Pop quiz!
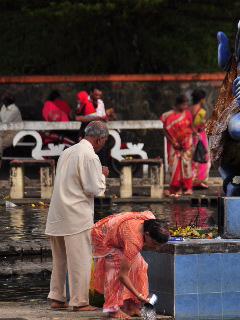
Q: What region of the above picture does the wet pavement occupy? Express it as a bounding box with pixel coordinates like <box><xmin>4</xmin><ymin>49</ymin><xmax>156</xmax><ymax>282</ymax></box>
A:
<box><xmin>0</xmin><ymin>301</ymin><xmax>173</xmax><ymax>320</ymax></box>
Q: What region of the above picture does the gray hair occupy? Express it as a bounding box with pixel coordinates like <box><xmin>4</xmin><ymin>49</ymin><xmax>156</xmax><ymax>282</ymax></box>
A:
<box><xmin>85</xmin><ymin>120</ymin><xmax>109</xmax><ymax>138</ymax></box>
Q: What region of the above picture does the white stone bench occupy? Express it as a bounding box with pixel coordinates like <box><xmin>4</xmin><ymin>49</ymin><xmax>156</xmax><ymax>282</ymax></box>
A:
<box><xmin>10</xmin><ymin>159</ymin><xmax>55</xmax><ymax>199</ymax></box>
<box><xmin>119</xmin><ymin>159</ymin><xmax>164</xmax><ymax>198</ymax></box>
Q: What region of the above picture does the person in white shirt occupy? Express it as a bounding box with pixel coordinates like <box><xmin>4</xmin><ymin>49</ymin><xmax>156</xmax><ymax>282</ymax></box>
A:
<box><xmin>0</xmin><ymin>93</ymin><xmax>22</xmax><ymax>166</ymax></box>
<box><xmin>90</xmin><ymin>88</ymin><xmax>106</xmax><ymax>118</ymax></box>
<box><xmin>45</xmin><ymin>120</ymin><xmax>109</xmax><ymax>311</ymax></box>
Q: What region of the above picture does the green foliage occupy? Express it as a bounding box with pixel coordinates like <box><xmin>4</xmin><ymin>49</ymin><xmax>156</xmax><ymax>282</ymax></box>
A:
<box><xmin>0</xmin><ymin>0</ymin><xmax>239</xmax><ymax>75</ymax></box>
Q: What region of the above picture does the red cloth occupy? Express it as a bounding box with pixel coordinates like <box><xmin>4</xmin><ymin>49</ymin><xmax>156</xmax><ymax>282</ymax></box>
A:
<box><xmin>76</xmin><ymin>91</ymin><xmax>96</xmax><ymax>115</ymax></box>
<box><xmin>54</xmin><ymin>99</ymin><xmax>71</xmax><ymax>118</ymax></box>
<box><xmin>42</xmin><ymin>101</ymin><xmax>69</xmax><ymax>122</ymax></box>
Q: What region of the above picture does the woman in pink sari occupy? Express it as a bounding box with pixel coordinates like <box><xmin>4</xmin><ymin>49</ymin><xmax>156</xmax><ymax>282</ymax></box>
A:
<box><xmin>92</xmin><ymin>211</ymin><xmax>169</xmax><ymax>319</ymax></box>
<box><xmin>190</xmin><ymin>89</ymin><xmax>211</xmax><ymax>188</ymax></box>
<box><xmin>161</xmin><ymin>95</ymin><xmax>194</xmax><ymax>196</ymax></box>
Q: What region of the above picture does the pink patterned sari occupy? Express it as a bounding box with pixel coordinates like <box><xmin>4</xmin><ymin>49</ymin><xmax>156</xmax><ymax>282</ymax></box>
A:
<box><xmin>192</xmin><ymin>107</ymin><xmax>211</xmax><ymax>185</ymax></box>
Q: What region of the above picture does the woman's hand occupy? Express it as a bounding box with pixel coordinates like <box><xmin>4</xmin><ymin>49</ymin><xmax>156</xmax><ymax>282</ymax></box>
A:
<box><xmin>137</xmin><ymin>293</ymin><xmax>150</xmax><ymax>304</ymax></box>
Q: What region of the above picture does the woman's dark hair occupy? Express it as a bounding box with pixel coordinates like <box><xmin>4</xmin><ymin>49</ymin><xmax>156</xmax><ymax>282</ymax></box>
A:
<box><xmin>47</xmin><ymin>90</ymin><xmax>61</xmax><ymax>101</ymax></box>
<box><xmin>175</xmin><ymin>94</ymin><xmax>188</xmax><ymax>106</ymax></box>
<box><xmin>191</xmin><ymin>89</ymin><xmax>206</xmax><ymax>104</ymax></box>
<box><xmin>2</xmin><ymin>92</ymin><xmax>15</xmax><ymax>106</ymax></box>
<box><xmin>143</xmin><ymin>219</ymin><xmax>170</xmax><ymax>243</ymax></box>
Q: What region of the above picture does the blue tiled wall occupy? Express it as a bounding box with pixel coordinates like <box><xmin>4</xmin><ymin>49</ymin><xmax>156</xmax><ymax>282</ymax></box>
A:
<box><xmin>175</xmin><ymin>253</ymin><xmax>240</xmax><ymax>319</ymax></box>
<box><xmin>222</xmin><ymin>197</ymin><xmax>240</xmax><ymax>238</ymax></box>
<box><xmin>144</xmin><ymin>251</ymin><xmax>240</xmax><ymax>319</ymax></box>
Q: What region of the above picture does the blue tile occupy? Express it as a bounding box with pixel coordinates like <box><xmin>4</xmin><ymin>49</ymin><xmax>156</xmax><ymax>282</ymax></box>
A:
<box><xmin>222</xmin><ymin>253</ymin><xmax>240</xmax><ymax>292</ymax></box>
<box><xmin>222</xmin><ymin>292</ymin><xmax>240</xmax><ymax>318</ymax></box>
<box><xmin>175</xmin><ymin>293</ymin><xmax>198</xmax><ymax>319</ymax></box>
<box><xmin>224</xmin><ymin>198</ymin><xmax>240</xmax><ymax>238</ymax></box>
<box><xmin>143</xmin><ymin>251</ymin><xmax>174</xmax><ymax>293</ymax></box>
<box><xmin>197</xmin><ymin>253</ymin><xmax>222</xmax><ymax>294</ymax></box>
<box><xmin>198</xmin><ymin>293</ymin><xmax>222</xmax><ymax>318</ymax></box>
<box><xmin>175</xmin><ymin>255</ymin><xmax>198</xmax><ymax>294</ymax></box>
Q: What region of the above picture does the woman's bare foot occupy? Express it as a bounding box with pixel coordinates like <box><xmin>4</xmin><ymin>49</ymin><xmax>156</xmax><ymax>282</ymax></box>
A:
<box><xmin>50</xmin><ymin>300</ymin><xmax>68</xmax><ymax>309</ymax></box>
<box><xmin>164</xmin><ymin>190</ymin><xmax>171</xmax><ymax>197</ymax></box>
<box><xmin>123</xmin><ymin>300</ymin><xmax>141</xmax><ymax>317</ymax></box>
<box><xmin>175</xmin><ymin>191</ymin><xmax>182</xmax><ymax>198</ymax></box>
<box><xmin>169</xmin><ymin>192</ymin><xmax>182</xmax><ymax>198</ymax></box>
<box><xmin>109</xmin><ymin>310</ymin><xmax>131</xmax><ymax>319</ymax></box>
<box><xmin>184</xmin><ymin>189</ymin><xmax>193</xmax><ymax>195</ymax></box>
<box><xmin>128</xmin><ymin>307</ymin><xmax>141</xmax><ymax>317</ymax></box>
<box><xmin>200</xmin><ymin>182</ymin><xmax>208</xmax><ymax>189</ymax></box>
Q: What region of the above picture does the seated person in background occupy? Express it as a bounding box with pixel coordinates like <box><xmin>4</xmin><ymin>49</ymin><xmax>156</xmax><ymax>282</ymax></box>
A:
<box><xmin>42</xmin><ymin>90</ymin><xmax>74</xmax><ymax>145</ymax></box>
<box><xmin>0</xmin><ymin>93</ymin><xmax>22</xmax><ymax>123</ymax></box>
<box><xmin>0</xmin><ymin>92</ymin><xmax>22</xmax><ymax>167</ymax></box>
<box><xmin>90</xmin><ymin>88</ymin><xmax>116</xmax><ymax>120</ymax></box>
<box><xmin>75</xmin><ymin>91</ymin><xmax>98</xmax><ymax>120</ymax></box>
<box><xmin>90</xmin><ymin>88</ymin><xmax>107</xmax><ymax>118</ymax></box>
<box><xmin>75</xmin><ymin>91</ymin><xmax>103</xmax><ymax>139</ymax></box>
<box><xmin>42</xmin><ymin>90</ymin><xmax>71</xmax><ymax>122</ymax></box>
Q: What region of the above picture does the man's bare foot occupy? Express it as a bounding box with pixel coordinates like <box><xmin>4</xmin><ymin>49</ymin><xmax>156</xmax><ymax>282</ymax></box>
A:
<box><xmin>73</xmin><ymin>305</ymin><xmax>98</xmax><ymax>311</ymax></box>
<box><xmin>109</xmin><ymin>310</ymin><xmax>131</xmax><ymax>319</ymax></box>
<box><xmin>51</xmin><ymin>300</ymin><xmax>68</xmax><ymax>309</ymax></box>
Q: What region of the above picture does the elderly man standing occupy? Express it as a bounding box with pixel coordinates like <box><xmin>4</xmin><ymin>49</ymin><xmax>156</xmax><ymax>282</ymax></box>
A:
<box><xmin>45</xmin><ymin>121</ymin><xmax>109</xmax><ymax>311</ymax></box>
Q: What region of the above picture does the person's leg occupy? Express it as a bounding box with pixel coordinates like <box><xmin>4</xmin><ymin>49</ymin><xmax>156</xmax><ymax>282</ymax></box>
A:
<box><xmin>64</xmin><ymin>230</ymin><xmax>95</xmax><ymax>309</ymax></box>
<box><xmin>122</xmin><ymin>253</ymin><xmax>148</xmax><ymax>316</ymax></box>
<box><xmin>183</xmin><ymin>177</ymin><xmax>193</xmax><ymax>195</ymax></box>
<box><xmin>169</xmin><ymin>159</ymin><xmax>182</xmax><ymax>195</ymax></box>
<box><xmin>103</xmin><ymin>251</ymin><xmax>130</xmax><ymax>319</ymax></box>
<box><xmin>181</xmin><ymin>150</ymin><xmax>193</xmax><ymax>195</ymax></box>
<box><xmin>48</xmin><ymin>236</ymin><xmax>68</xmax><ymax>305</ymax></box>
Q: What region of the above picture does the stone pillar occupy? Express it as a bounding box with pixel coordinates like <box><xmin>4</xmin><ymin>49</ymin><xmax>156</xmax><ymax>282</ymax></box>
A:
<box><xmin>40</xmin><ymin>166</ymin><xmax>54</xmax><ymax>199</ymax></box>
<box><xmin>150</xmin><ymin>164</ymin><xmax>164</xmax><ymax>198</ymax></box>
<box><xmin>10</xmin><ymin>166</ymin><xmax>24</xmax><ymax>199</ymax></box>
<box><xmin>120</xmin><ymin>165</ymin><xmax>132</xmax><ymax>198</ymax></box>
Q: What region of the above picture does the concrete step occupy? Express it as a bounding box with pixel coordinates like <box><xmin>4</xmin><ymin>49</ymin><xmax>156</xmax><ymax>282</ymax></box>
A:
<box><xmin>0</xmin><ymin>301</ymin><xmax>174</xmax><ymax>320</ymax></box>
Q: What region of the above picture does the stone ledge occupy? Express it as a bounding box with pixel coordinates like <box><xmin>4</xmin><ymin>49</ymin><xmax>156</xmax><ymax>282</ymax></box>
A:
<box><xmin>153</xmin><ymin>239</ymin><xmax>240</xmax><ymax>255</ymax></box>
<box><xmin>0</xmin><ymin>240</ymin><xmax>51</xmax><ymax>257</ymax></box>
<box><xmin>0</xmin><ymin>258</ymin><xmax>52</xmax><ymax>275</ymax></box>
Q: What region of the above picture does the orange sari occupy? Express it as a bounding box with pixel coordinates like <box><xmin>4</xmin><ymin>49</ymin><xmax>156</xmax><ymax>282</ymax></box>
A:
<box><xmin>91</xmin><ymin>211</ymin><xmax>155</xmax><ymax>313</ymax></box>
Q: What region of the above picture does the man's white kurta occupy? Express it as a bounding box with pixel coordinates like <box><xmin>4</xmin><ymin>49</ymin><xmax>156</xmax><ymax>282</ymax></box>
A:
<box><xmin>45</xmin><ymin>139</ymin><xmax>106</xmax><ymax>236</ymax></box>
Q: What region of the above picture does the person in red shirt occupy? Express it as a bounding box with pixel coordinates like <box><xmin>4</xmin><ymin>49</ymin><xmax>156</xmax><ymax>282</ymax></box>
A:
<box><xmin>42</xmin><ymin>90</ymin><xmax>72</xmax><ymax>122</ymax></box>
<box><xmin>75</xmin><ymin>91</ymin><xmax>103</xmax><ymax>139</ymax></box>
<box><xmin>75</xmin><ymin>91</ymin><xmax>97</xmax><ymax>119</ymax></box>
<box><xmin>42</xmin><ymin>90</ymin><xmax>74</xmax><ymax>145</ymax></box>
